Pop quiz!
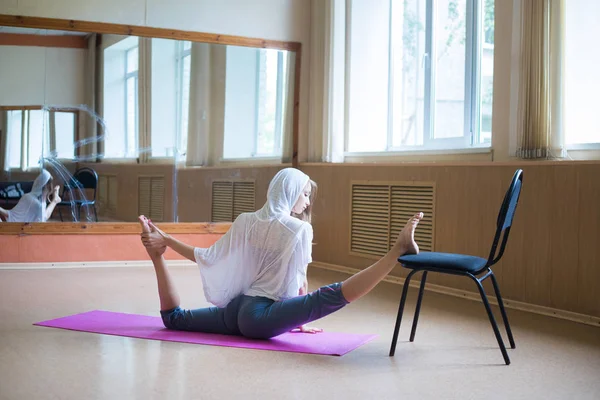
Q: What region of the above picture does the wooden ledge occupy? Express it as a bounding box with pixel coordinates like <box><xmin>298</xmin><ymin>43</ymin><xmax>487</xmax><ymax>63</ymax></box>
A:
<box><xmin>0</xmin><ymin>15</ymin><xmax>301</xmax><ymax>52</ymax></box>
<box><xmin>0</xmin><ymin>222</ymin><xmax>232</xmax><ymax>235</ymax></box>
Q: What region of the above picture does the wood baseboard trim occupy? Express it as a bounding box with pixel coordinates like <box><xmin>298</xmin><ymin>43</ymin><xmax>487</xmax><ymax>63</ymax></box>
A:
<box><xmin>310</xmin><ymin>261</ymin><xmax>600</xmax><ymax>328</ymax></box>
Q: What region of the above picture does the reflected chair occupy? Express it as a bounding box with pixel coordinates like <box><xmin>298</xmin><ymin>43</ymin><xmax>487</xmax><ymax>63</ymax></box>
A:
<box><xmin>389</xmin><ymin>169</ymin><xmax>523</xmax><ymax>365</ymax></box>
<box><xmin>58</xmin><ymin>167</ymin><xmax>99</xmax><ymax>222</ymax></box>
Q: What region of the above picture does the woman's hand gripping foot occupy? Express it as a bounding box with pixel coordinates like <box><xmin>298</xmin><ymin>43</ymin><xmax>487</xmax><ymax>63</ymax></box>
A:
<box><xmin>139</xmin><ymin>215</ymin><xmax>167</xmax><ymax>257</ymax></box>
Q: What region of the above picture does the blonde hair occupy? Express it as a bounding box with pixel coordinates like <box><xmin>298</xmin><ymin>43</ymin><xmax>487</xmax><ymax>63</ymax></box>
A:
<box><xmin>291</xmin><ymin>179</ymin><xmax>317</xmax><ymax>224</ymax></box>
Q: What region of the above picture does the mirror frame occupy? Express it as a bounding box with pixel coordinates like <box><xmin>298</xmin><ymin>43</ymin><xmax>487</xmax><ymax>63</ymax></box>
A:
<box><xmin>0</xmin><ymin>14</ymin><xmax>300</xmax><ymax>235</ymax></box>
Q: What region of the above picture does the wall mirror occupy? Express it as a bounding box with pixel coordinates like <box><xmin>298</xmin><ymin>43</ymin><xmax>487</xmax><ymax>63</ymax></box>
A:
<box><xmin>0</xmin><ymin>15</ymin><xmax>300</xmax><ymax>232</ymax></box>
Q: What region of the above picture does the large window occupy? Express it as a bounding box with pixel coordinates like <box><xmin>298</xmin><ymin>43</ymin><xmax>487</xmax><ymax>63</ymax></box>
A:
<box><xmin>564</xmin><ymin>0</ymin><xmax>600</xmax><ymax>147</ymax></box>
<box><xmin>346</xmin><ymin>0</ymin><xmax>494</xmax><ymax>153</ymax></box>
<box><xmin>5</xmin><ymin>108</ymin><xmax>77</xmax><ymax>170</ymax></box>
<box><xmin>103</xmin><ymin>37</ymin><xmax>139</xmax><ymax>159</ymax></box>
<box><xmin>223</xmin><ymin>47</ymin><xmax>289</xmax><ymax>159</ymax></box>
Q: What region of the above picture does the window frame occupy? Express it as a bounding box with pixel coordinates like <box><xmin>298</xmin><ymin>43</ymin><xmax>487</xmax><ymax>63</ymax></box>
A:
<box><xmin>562</xmin><ymin>0</ymin><xmax>600</xmax><ymax>151</ymax></box>
<box><xmin>222</xmin><ymin>48</ymin><xmax>289</xmax><ymax>162</ymax></box>
<box><xmin>3</xmin><ymin>106</ymin><xmax>79</xmax><ymax>171</ymax></box>
<box><xmin>343</xmin><ymin>0</ymin><xmax>492</xmax><ymax>158</ymax></box>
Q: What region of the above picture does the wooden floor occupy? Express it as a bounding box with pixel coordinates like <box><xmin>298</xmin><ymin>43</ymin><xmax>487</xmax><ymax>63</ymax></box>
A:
<box><xmin>0</xmin><ymin>266</ymin><xmax>599</xmax><ymax>400</ymax></box>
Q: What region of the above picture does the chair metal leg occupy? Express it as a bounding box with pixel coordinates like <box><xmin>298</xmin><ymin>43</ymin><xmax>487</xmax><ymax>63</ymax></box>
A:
<box><xmin>472</xmin><ymin>277</ymin><xmax>510</xmax><ymax>365</ymax></box>
<box><xmin>490</xmin><ymin>272</ymin><xmax>515</xmax><ymax>349</ymax></box>
<box><xmin>389</xmin><ymin>269</ymin><xmax>418</xmax><ymax>357</ymax></box>
<box><xmin>409</xmin><ymin>271</ymin><xmax>428</xmax><ymax>342</ymax></box>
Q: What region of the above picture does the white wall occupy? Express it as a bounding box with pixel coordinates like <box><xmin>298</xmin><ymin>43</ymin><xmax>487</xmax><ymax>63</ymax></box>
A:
<box><xmin>0</xmin><ymin>46</ymin><xmax>85</xmax><ymax>106</ymax></box>
<box><xmin>0</xmin><ymin>0</ymin><xmax>312</xmax><ymax>161</ymax></box>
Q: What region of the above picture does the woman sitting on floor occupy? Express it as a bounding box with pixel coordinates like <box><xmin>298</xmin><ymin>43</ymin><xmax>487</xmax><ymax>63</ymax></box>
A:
<box><xmin>0</xmin><ymin>169</ymin><xmax>61</xmax><ymax>223</ymax></box>
<box><xmin>139</xmin><ymin>167</ymin><xmax>423</xmax><ymax>338</ymax></box>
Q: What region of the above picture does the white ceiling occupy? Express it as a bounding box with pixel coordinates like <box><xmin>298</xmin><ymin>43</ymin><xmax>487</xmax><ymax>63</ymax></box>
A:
<box><xmin>0</xmin><ymin>26</ymin><xmax>88</xmax><ymax>36</ymax></box>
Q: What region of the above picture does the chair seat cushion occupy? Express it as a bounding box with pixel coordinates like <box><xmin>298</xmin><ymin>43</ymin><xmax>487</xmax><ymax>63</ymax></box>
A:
<box><xmin>398</xmin><ymin>252</ymin><xmax>488</xmax><ymax>274</ymax></box>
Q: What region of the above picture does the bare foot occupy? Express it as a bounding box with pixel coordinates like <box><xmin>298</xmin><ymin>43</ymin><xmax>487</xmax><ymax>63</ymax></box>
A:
<box><xmin>393</xmin><ymin>212</ymin><xmax>424</xmax><ymax>255</ymax></box>
<box><xmin>138</xmin><ymin>215</ymin><xmax>166</xmax><ymax>257</ymax></box>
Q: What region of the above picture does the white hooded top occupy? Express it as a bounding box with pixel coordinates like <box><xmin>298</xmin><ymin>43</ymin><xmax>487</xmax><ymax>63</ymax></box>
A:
<box><xmin>195</xmin><ymin>168</ymin><xmax>313</xmax><ymax>307</ymax></box>
<box><xmin>6</xmin><ymin>169</ymin><xmax>51</xmax><ymax>223</ymax></box>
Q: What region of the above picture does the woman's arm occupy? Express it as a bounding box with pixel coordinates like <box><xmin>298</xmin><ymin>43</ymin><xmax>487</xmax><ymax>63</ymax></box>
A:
<box><xmin>298</xmin><ymin>278</ymin><xmax>308</xmax><ymax>296</ymax></box>
<box><xmin>142</xmin><ymin>221</ymin><xmax>196</xmax><ymax>262</ymax></box>
<box><xmin>45</xmin><ymin>186</ymin><xmax>61</xmax><ymax>221</ymax></box>
<box><xmin>164</xmin><ymin>235</ymin><xmax>196</xmax><ymax>262</ymax></box>
<box><xmin>0</xmin><ymin>206</ymin><xmax>8</xmax><ymax>221</ymax></box>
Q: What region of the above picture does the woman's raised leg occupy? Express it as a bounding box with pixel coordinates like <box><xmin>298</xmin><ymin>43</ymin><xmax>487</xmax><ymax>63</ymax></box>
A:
<box><xmin>138</xmin><ymin>215</ymin><xmax>180</xmax><ymax>311</ymax></box>
<box><xmin>139</xmin><ymin>215</ymin><xmax>242</xmax><ymax>335</ymax></box>
<box><xmin>340</xmin><ymin>212</ymin><xmax>423</xmax><ymax>302</ymax></box>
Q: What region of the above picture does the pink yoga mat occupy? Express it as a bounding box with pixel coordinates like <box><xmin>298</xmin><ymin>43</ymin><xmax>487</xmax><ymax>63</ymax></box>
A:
<box><xmin>34</xmin><ymin>310</ymin><xmax>377</xmax><ymax>356</ymax></box>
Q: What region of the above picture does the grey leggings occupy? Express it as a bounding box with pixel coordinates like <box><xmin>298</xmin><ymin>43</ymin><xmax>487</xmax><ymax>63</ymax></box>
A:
<box><xmin>160</xmin><ymin>282</ymin><xmax>349</xmax><ymax>339</ymax></box>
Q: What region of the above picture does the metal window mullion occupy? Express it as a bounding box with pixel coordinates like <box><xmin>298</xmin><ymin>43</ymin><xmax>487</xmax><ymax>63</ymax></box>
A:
<box><xmin>252</xmin><ymin>51</ymin><xmax>262</xmax><ymax>157</ymax></box>
<box><xmin>274</xmin><ymin>51</ymin><xmax>284</xmax><ymax>153</ymax></box>
<box><xmin>386</xmin><ymin>0</ymin><xmax>394</xmax><ymax>150</ymax></box>
<box><xmin>20</xmin><ymin>111</ymin><xmax>27</xmax><ymax>170</ymax></box>
<box><xmin>464</xmin><ymin>0</ymin><xmax>480</xmax><ymax>146</ymax></box>
<box><xmin>343</xmin><ymin>0</ymin><xmax>352</xmax><ymax>153</ymax></box>
<box><xmin>423</xmin><ymin>0</ymin><xmax>435</xmax><ymax>145</ymax></box>
<box><xmin>124</xmin><ymin>55</ymin><xmax>130</xmax><ymax>158</ymax></box>
<box><xmin>49</xmin><ymin>110</ymin><xmax>56</xmax><ymax>156</ymax></box>
<box><xmin>175</xmin><ymin>41</ymin><xmax>184</xmax><ymax>157</ymax></box>
<box><xmin>135</xmin><ymin>75</ymin><xmax>139</xmax><ymax>155</ymax></box>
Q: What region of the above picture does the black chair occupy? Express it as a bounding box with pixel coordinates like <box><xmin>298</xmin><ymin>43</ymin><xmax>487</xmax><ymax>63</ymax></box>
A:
<box><xmin>389</xmin><ymin>169</ymin><xmax>523</xmax><ymax>365</ymax></box>
<box><xmin>57</xmin><ymin>167</ymin><xmax>99</xmax><ymax>222</ymax></box>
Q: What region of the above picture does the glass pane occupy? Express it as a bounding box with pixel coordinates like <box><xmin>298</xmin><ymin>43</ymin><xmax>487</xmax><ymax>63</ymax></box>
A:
<box><xmin>7</xmin><ymin>110</ymin><xmax>22</xmax><ymax>169</ymax></box>
<box><xmin>179</xmin><ymin>53</ymin><xmax>191</xmax><ymax>154</ymax></box>
<box><xmin>183</xmin><ymin>40</ymin><xmax>192</xmax><ymax>51</ymax></box>
<box><xmin>126</xmin><ymin>76</ymin><xmax>138</xmax><ymax>157</ymax></box>
<box><xmin>391</xmin><ymin>0</ymin><xmax>426</xmax><ymax>147</ymax></box>
<box><xmin>126</xmin><ymin>46</ymin><xmax>138</xmax><ymax>73</ymax></box>
<box><xmin>347</xmin><ymin>0</ymin><xmax>390</xmax><ymax>152</ymax></box>
<box><xmin>27</xmin><ymin>110</ymin><xmax>50</xmax><ymax>168</ymax></box>
<box><xmin>565</xmin><ymin>0</ymin><xmax>600</xmax><ymax>144</ymax></box>
<box><xmin>223</xmin><ymin>46</ymin><xmax>260</xmax><ymax>159</ymax></box>
<box><xmin>55</xmin><ymin>112</ymin><xmax>75</xmax><ymax>159</ymax></box>
<box><xmin>479</xmin><ymin>0</ymin><xmax>494</xmax><ymax>144</ymax></box>
<box><xmin>150</xmin><ymin>38</ymin><xmax>177</xmax><ymax>158</ymax></box>
<box><xmin>256</xmin><ymin>49</ymin><xmax>279</xmax><ymax>155</ymax></box>
<box><xmin>432</xmin><ymin>0</ymin><xmax>466</xmax><ymax>140</ymax></box>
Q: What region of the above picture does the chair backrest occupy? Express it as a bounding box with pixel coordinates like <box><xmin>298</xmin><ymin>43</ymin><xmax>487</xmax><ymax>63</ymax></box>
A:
<box><xmin>63</xmin><ymin>168</ymin><xmax>98</xmax><ymax>200</ymax></box>
<box><xmin>486</xmin><ymin>169</ymin><xmax>524</xmax><ymax>267</ymax></box>
<box><xmin>73</xmin><ymin>168</ymin><xmax>98</xmax><ymax>190</ymax></box>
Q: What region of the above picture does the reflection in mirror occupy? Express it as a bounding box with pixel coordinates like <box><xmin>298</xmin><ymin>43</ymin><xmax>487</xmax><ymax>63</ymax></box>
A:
<box><xmin>0</xmin><ymin>25</ymin><xmax>297</xmax><ymax>226</ymax></box>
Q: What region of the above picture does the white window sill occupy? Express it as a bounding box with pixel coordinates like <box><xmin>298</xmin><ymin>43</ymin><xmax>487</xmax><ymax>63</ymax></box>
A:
<box><xmin>566</xmin><ymin>146</ymin><xmax>600</xmax><ymax>161</ymax></box>
<box><xmin>566</xmin><ymin>143</ymin><xmax>600</xmax><ymax>151</ymax></box>
<box><xmin>217</xmin><ymin>157</ymin><xmax>284</xmax><ymax>166</ymax></box>
<box><xmin>343</xmin><ymin>146</ymin><xmax>493</xmax><ymax>163</ymax></box>
<box><xmin>98</xmin><ymin>158</ymin><xmax>138</xmax><ymax>164</ymax></box>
